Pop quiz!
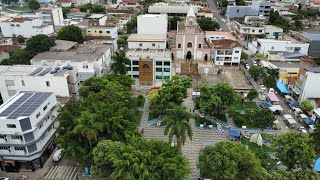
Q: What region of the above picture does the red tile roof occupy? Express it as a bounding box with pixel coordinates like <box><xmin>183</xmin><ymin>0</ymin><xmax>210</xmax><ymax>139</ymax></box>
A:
<box><xmin>0</xmin><ymin>45</ymin><xmax>21</xmax><ymax>52</ymax></box>
<box><xmin>198</xmin><ymin>8</ymin><xmax>212</xmax><ymax>13</ymax></box>
<box><xmin>106</xmin><ymin>9</ymin><xmax>134</xmax><ymax>14</ymax></box>
<box><xmin>56</xmin><ymin>0</ymin><xmax>71</xmax><ymax>3</ymax></box>
<box><xmin>211</xmin><ymin>39</ymin><xmax>242</xmax><ymax>49</ymax></box>
<box><xmin>5</xmin><ymin>18</ymin><xmax>32</xmax><ymax>22</ymax></box>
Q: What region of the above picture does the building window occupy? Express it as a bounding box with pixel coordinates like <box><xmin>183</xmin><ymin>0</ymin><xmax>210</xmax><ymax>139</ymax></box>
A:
<box><xmin>11</xmin><ymin>24</ymin><xmax>14</xmax><ymax>27</ymax></box>
<box><xmin>39</xmin><ymin>123</ymin><xmax>43</xmax><ymax>129</ymax></box>
<box><xmin>0</xmin><ymin>146</ymin><xmax>10</xmax><ymax>150</ymax></box>
<box><xmin>107</xmin><ymin>31</ymin><xmax>110</xmax><ymax>33</ymax></box>
<box><xmin>99</xmin><ymin>31</ymin><xmax>102</xmax><ymax>33</ymax></box>
<box><xmin>21</xmin><ymin>80</ymin><xmax>25</xmax><ymax>86</ymax></box>
<box><xmin>237</xmin><ymin>9</ymin><xmax>239</xmax><ymax>13</ymax></box>
<box><xmin>164</xmin><ymin>62</ymin><xmax>170</xmax><ymax>66</ymax></box>
<box><xmin>259</xmin><ymin>30</ymin><xmax>263</xmax><ymax>33</ymax></box>
<box><xmin>234</xmin><ymin>57</ymin><xmax>239</xmax><ymax>59</ymax></box>
<box><xmin>156</xmin><ymin>61</ymin><xmax>162</xmax><ymax>66</ymax></box>
<box><xmin>4</xmin><ymin>80</ymin><xmax>14</xmax><ymax>86</ymax></box>
<box><xmin>271</xmin><ymin>46</ymin><xmax>274</xmax><ymax>50</ymax></box>
<box><xmin>11</xmin><ymin>135</ymin><xmax>22</xmax><ymax>140</ymax></box>
<box><xmin>132</xmin><ymin>61</ymin><xmax>139</xmax><ymax>65</ymax></box>
<box><xmin>152</xmin><ymin>43</ymin><xmax>155</xmax><ymax>47</ymax></box>
<box><xmin>16</xmin><ymin>24</ymin><xmax>20</xmax><ymax>27</ymax></box>
<box><xmin>46</xmin><ymin>81</ymin><xmax>50</xmax><ymax>87</ymax></box>
<box><xmin>178</xmin><ymin>43</ymin><xmax>181</xmax><ymax>48</ymax></box>
<box><xmin>43</xmin><ymin>105</ymin><xmax>47</xmax><ymax>111</ymax></box>
<box><xmin>133</xmin><ymin>75</ymin><xmax>139</xmax><ymax>78</ymax></box>
<box><xmin>252</xmin><ymin>30</ymin><xmax>255</xmax><ymax>32</ymax></box>
<box><xmin>0</xmin><ymin>135</ymin><xmax>5</xmax><ymax>139</ymax></box>
<box><xmin>14</xmin><ymin>147</ymin><xmax>25</xmax><ymax>151</ymax></box>
<box><xmin>139</xmin><ymin>43</ymin><xmax>142</xmax><ymax>47</ymax></box>
<box><xmin>156</xmin><ymin>76</ymin><xmax>163</xmax><ymax>79</ymax></box>
<box><xmin>189</xmin><ymin>20</ymin><xmax>193</xmax><ymax>26</ymax></box>
<box><xmin>88</xmin><ymin>31</ymin><xmax>91</xmax><ymax>33</ymax></box>
<box><xmin>133</xmin><ymin>67</ymin><xmax>139</xmax><ymax>71</ymax></box>
<box><xmin>235</xmin><ymin>51</ymin><xmax>239</xmax><ymax>53</ymax></box>
<box><xmin>127</xmin><ymin>67</ymin><xmax>131</xmax><ymax>71</ymax></box>
<box><xmin>156</xmin><ymin>68</ymin><xmax>162</xmax><ymax>72</ymax></box>
<box><xmin>7</xmin><ymin>124</ymin><xmax>16</xmax><ymax>128</ymax></box>
<box><xmin>198</xmin><ymin>44</ymin><xmax>201</xmax><ymax>48</ymax></box>
<box><xmin>187</xmin><ymin>42</ymin><xmax>192</xmax><ymax>48</ymax></box>
<box><xmin>164</xmin><ymin>68</ymin><xmax>170</xmax><ymax>72</ymax></box>
<box><xmin>36</xmin><ymin>112</ymin><xmax>41</xmax><ymax>118</ymax></box>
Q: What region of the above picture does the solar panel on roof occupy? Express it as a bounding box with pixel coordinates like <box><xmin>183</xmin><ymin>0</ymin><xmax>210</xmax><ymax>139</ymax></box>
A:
<box><xmin>29</xmin><ymin>67</ymin><xmax>44</xmax><ymax>76</ymax></box>
<box><xmin>38</xmin><ymin>67</ymin><xmax>52</xmax><ymax>76</ymax></box>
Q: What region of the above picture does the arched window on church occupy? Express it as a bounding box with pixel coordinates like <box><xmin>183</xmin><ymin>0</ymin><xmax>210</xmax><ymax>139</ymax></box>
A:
<box><xmin>189</xmin><ymin>20</ymin><xmax>193</xmax><ymax>26</ymax></box>
<box><xmin>178</xmin><ymin>43</ymin><xmax>181</xmax><ymax>48</ymax></box>
<box><xmin>187</xmin><ymin>42</ymin><xmax>192</xmax><ymax>48</ymax></box>
<box><xmin>198</xmin><ymin>44</ymin><xmax>202</xmax><ymax>48</ymax></box>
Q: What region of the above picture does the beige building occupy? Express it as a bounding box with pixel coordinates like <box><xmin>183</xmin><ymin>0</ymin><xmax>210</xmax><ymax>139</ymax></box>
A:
<box><xmin>171</xmin><ymin>8</ymin><xmax>211</xmax><ymax>61</ymax></box>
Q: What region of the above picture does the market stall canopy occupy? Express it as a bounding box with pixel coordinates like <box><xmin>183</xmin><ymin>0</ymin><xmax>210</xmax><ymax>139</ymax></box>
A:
<box><xmin>314</xmin><ymin>158</ymin><xmax>320</xmax><ymax>172</ymax></box>
<box><xmin>267</xmin><ymin>93</ymin><xmax>280</xmax><ymax>102</ymax></box>
<box><xmin>288</xmin><ymin>100</ymin><xmax>299</xmax><ymax>107</ymax></box>
<box><xmin>260</xmin><ymin>101</ymin><xmax>273</xmax><ymax>108</ymax></box>
<box><xmin>304</xmin><ymin>119</ymin><xmax>315</xmax><ymax>125</ymax></box>
<box><xmin>228</xmin><ymin>129</ymin><xmax>240</xmax><ymax>137</ymax></box>
<box><xmin>269</xmin><ymin>105</ymin><xmax>283</xmax><ymax>112</ymax></box>
<box><xmin>192</xmin><ymin>92</ymin><xmax>200</xmax><ymax>96</ymax></box>
<box><xmin>276</xmin><ymin>81</ymin><xmax>289</xmax><ymax>94</ymax></box>
<box><xmin>284</xmin><ymin>95</ymin><xmax>294</xmax><ymax>101</ymax></box>
<box><xmin>287</xmin><ymin>118</ymin><xmax>297</xmax><ymax>125</ymax></box>
<box><xmin>284</xmin><ymin>114</ymin><xmax>293</xmax><ymax>120</ymax></box>
<box><xmin>299</xmin><ymin>114</ymin><xmax>308</xmax><ymax>119</ymax></box>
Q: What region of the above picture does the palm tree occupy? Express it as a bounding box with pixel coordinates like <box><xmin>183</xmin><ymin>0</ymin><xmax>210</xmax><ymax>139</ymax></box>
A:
<box><xmin>163</xmin><ymin>106</ymin><xmax>193</xmax><ymax>149</ymax></box>
<box><xmin>110</xmin><ymin>51</ymin><xmax>130</xmax><ymax>74</ymax></box>
<box><xmin>73</xmin><ymin>111</ymin><xmax>104</xmax><ymax>148</ymax></box>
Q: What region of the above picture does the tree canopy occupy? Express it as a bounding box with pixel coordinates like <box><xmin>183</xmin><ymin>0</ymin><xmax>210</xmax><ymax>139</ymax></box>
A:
<box><xmin>150</xmin><ymin>76</ymin><xmax>192</xmax><ymax>116</ymax></box>
<box><xmin>212</xmin><ymin>82</ymin><xmax>239</xmax><ymax>111</ymax></box>
<box><xmin>262</xmin><ymin>68</ymin><xmax>279</xmax><ymax>88</ymax></box>
<box><xmin>28</xmin><ymin>0</ymin><xmax>40</xmax><ymax>11</ymax></box>
<box><xmin>56</xmin><ymin>75</ymin><xmax>139</xmax><ymax>165</ymax></box>
<box><xmin>300</xmin><ymin>100</ymin><xmax>314</xmax><ymax>112</ymax></box>
<box><xmin>249</xmin><ymin>108</ymin><xmax>276</xmax><ymax>131</ymax></box>
<box><xmin>92</xmin><ymin>136</ymin><xmax>191</xmax><ymax>179</ymax></box>
<box><xmin>57</xmin><ymin>25</ymin><xmax>84</xmax><ymax>43</ymax></box>
<box><xmin>79</xmin><ymin>3</ymin><xmax>105</xmax><ymax>13</ymax></box>
<box><xmin>197</xmin><ymin>17</ymin><xmax>220</xmax><ymax>31</ymax></box>
<box><xmin>249</xmin><ymin>66</ymin><xmax>260</xmax><ymax>80</ymax></box>
<box><xmin>272</xmin><ymin>132</ymin><xmax>316</xmax><ymax>170</ymax></box>
<box><xmin>26</xmin><ymin>34</ymin><xmax>55</xmax><ymax>54</ymax></box>
<box><xmin>312</xmin><ymin>124</ymin><xmax>320</xmax><ymax>155</ymax></box>
<box><xmin>199</xmin><ymin>141</ymin><xmax>266</xmax><ymax>179</ymax></box>
<box><xmin>198</xmin><ymin>84</ymin><xmax>221</xmax><ymax>115</ymax></box>
<box><xmin>268</xmin><ymin>169</ymin><xmax>320</xmax><ymax>180</ymax></box>
<box><xmin>246</xmin><ymin>88</ymin><xmax>258</xmax><ymax>101</ymax></box>
<box><xmin>110</xmin><ymin>51</ymin><xmax>130</xmax><ymax>74</ymax></box>
<box><xmin>169</xmin><ymin>16</ymin><xmax>182</xmax><ymax>30</ymax></box>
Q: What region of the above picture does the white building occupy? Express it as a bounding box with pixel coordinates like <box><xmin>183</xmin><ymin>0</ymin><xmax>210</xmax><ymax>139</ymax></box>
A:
<box><xmin>210</xmin><ymin>39</ymin><xmax>242</xmax><ymax>65</ymax></box>
<box><xmin>248</xmin><ymin>39</ymin><xmax>310</xmax><ymax>55</ymax></box>
<box><xmin>55</xmin><ymin>0</ymin><xmax>72</xmax><ymax>7</ymax></box>
<box><xmin>0</xmin><ymin>65</ymin><xmax>79</xmax><ymax>102</ymax></box>
<box><xmin>39</xmin><ymin>6</ymin><xmax>64</xmax><ymax>27</ymax></box>
<box><xmin>264</xmin><ymin>25</ymin><xmax>284</xmax><ymax>39</ymax></box>
<box><xmin>0</xmin><ymin>18</ymin><xmax>54</xmax><ymax>38</ymax></box>
<box><xmin>299</xmin><ymin>72</ymin><xmax>320</xmax><ymax>102</ymax></box>
<box><xmin>31</xmin><ymin>40</ymin><xmax>112</xmax><ymax>81</ymax></box>
<box><xmin>205</xmin><ymin>31</ymin><xmax>236</xmax><ymax>42</ymax></box>
<box><xmin>226</xmin><ymin>0</ymin><xmax>272</xmax><ymax>19</ymax></box>
<box><xmin>126</xmin><ymin>49</ymin><xmax>172</xmax><ymax>85</ymax></box>
<box><xmin>87</xmin><ymin>14</ymin><xmax>108</xmax><ymax>26</ymax></box>
<box><xmin>137</xmin><ymin>14</ymin><xmax>168</xmax><ymax>35</ymax></box>
<box><xmin>232</xmin><ymin>22</ymin><xmax>283</xmax><ymax>40</ymax></box>
<box><xmin>0</xmin><ymin>92</ymin><xmax>60</xmax><ymax>171</ymax></box>
<box><xmin>127</xmin><ymin>34</ymin><xmax>167</xmax><ymax>49</ymax></box>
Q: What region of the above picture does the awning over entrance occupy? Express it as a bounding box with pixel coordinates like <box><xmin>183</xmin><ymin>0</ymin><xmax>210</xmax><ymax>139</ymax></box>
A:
<box><xmin>276</xmin><ymin>81</ymin><xmax>289</xmax><ymax>94</ymax></box>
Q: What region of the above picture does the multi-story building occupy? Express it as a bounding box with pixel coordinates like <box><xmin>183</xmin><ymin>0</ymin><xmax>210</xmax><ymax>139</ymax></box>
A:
<box><xmin>127</xmin><ymin>34</ymin><xmax>167</xmax><ymax>49</ymax></box>
<box><xmin>137</xmin><ymin>14</ymin><xmax>168</xmax><ymax>35</ymax></box>
<box><xmin>0</xmin><ymin>92</ymin><xmax>60</xmax><ymax>172</ymax></box>
<box><xmin>248</xmin><ymin>39</ymin><xmax>310</xmax><ymax>55</ymax></box>
<box><xmin>87</xmin><ymin>14</ymin><xmax>108</xmax><ymax>26</ymax></box>
<box><xmin>55</xmin><ymin>0</ymin><xmax>72</xmax><ymax>7</ymax></box>
<box><xmin>86</xmin><ymin>26</ymin><xmax>118</xmax><ymax>38</ymax></box>
<box><xmin>126</xmin><ymin>49</ymin><xmax>172</xmax><ymax>85</ymax></box>
<box><xmin>0</xmin><ymin>18</ymin><xmax>54</xmax><ymax>38</ymax></box>
<box><xmin>31</xmin><ymin>40</ymin><xmax>112</xmax><ymax>81</ymax></box>
<box><xmin>106</xmin><ymin>9</ymin><xmax>133</xmax><ymax>31</ymax></box>
<box><xmin>210</xmin><ymin>39</ymin><xmax>242</xmax><ymax>65</ymax></box>
<box><xmin>0</xmin><ymin>64</ymin><xmax>79</xmax><ymax>102</ymax></box>
<box><xmin>226</xmin><ymin>0</ymin><xmax>272</xmax><ymax>20</ymax></box>
<box><xmin>294</xmin><ymin>33</ymin><xmax>320</xmax><ymax>56</ymax></box>
<box><xmin>39</xmin><ymin>6</ymin><xmax>64</xmax><ymax>28</ymax></box>
<box><xmin>205</xmin><ymin>31</ymin><xmax>236</xmax><ymax>41</ymax></box>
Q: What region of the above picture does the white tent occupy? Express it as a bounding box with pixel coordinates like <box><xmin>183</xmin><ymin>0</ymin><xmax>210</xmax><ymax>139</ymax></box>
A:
<box><xmin>250</xmin><ymin>133</ymin><xmax>263</xmax><ymax>146</ymax></box>
<box><xmin>273</xmin><ymin>120</ymin><xmax>280</xmax><ymax>129</ymax></box>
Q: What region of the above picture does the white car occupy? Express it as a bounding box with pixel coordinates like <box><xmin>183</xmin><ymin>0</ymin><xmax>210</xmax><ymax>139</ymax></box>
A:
<box><xmin>259</xmin><ymin>84</ymin><xmax>266</xmax><ymax>92</ymax></box>
<box><xmin>298</xmin><ymin>126</ymin><xmax>308</xmax><ymax>133</ymax></box>
<box><xmin>246</xmin><ymin>64</ymin><xmax>250</xmax><ymax>70</ymax></box>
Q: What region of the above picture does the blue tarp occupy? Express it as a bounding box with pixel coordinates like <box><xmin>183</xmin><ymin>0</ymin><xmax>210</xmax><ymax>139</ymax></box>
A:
<box><xmin>229</xmin><ymin>129</ymin><xmax>240</xmax><ymax>137</ymax></box>
<box><xmin>259</xmin><ymin>101</ymin><xmax>273</xmax><ymax>108</ymax></box>
<box><xmin>304</xmin><ymin>119</ymin><xmax>315</xmax><ymax>125</ymax></box>
<box><xmin>276</xmin><ymin>81</ymin><xmax>289</xmax><ymax>94</ymax></box>
<box><xmin>314</xmin><ymin>158</ymin><xmax>320</xmax><ymax>172</ymax></box>
<box><xmin>288</xmin><ymin>100</ymin><xmax>299</xmax><ymax>107</ymax></box>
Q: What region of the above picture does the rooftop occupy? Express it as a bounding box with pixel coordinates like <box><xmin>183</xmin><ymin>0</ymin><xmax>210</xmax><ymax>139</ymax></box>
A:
<box><xmin>270</xmin><ymin>61</ymin><xmax>320</xmax><ymax>73</ymax></box>
<box><xmin>86</xmin><ymin>26</ymin><xmax>116</xmax><ymax>30</ymax></box>
<box><xmin>205</xmin><ymin>31</ymin><xmax>236</xmax><ymax>40</ymax></box>
<box><xmin>0</xmin><ymin>92</ymin><xmax>53</xmax><ymax>120</ymax></box>
<box><xmin>0</xmin><ymin>45</ymin><xmax>20</xmax><ymax>52</ymax></box>
<box><xmin>148</xmin><ymin>5</ymin><xmax>199</xmax><ymax>14</ymax></box>
<box><xmin>4</xmin><ymin>18</ymin><xmax>32</xmax><ymax>22</ymax></box>
<box><xmin>127</xmin><ymin>34</ymin><xmax>166</xmax><ymax>42</ymax></box>
<box><xmin>87</xmin><ymin>14</ymin><xmax>107</xmax><ymax>19</ymax></box>
<box><xmin>106</xmin><ymin>9</ymin><xmax>134</xmax><ymax>14</ymax></box>
<box><xmin>211</xmin><ymin>39</ymin><xmax>242</xmax><ymax>49</ymax></box>
<box><xmin>50</xmin><ymin>40</ymin><xmax>78</xmax><ymax>51</ymax></box>
<box><xmin>301</xmin><ymin>33</ymin><xmax>320</xmax><ymax>41</ymax></box>
<box><xmin>32</xmin><ymin>44</ymin><xmax>111</xmax><ymax>62</ymax></box>
<box><xmin>126</xmin><ymin>49</ymin><xmax>171</xmax><ymax>60</ymax></box>
<box><xmin>0</xmin><ymin>65</ymin><xmax>74</xmax><ymax>77</ymax></box>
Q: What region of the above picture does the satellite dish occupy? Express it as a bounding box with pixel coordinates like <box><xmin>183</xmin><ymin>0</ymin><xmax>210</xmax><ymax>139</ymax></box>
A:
<box><xmin>204</xmin><ymin>68</ymin><xmax>209</xmax><ymax>75</ymax></box>
<box><xmin>176</xmin><ymin>67</ymin><xmax>181</xmax><ymax>73</ymax></box>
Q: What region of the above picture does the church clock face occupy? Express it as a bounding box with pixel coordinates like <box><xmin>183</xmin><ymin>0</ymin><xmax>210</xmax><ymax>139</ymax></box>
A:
<box><xmin>142</xmin><ymin>64</ymin><xmax>149</xmax><ymax>69</ymax></box>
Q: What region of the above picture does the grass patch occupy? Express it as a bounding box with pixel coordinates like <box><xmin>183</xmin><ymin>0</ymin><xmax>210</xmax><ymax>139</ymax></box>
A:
<box><xmin>241</xmin><ymin>136</ymin><xmax>277</xmax><ymax>170</ymax></box>
<box><xmin>229</xmin><ymin>102</ymin><xmax>258</xmax><ymax>111</ymax></box>
<box><xmin>212</xmin><ymin>113</ymin><xmax>227</xmax><ymax>122</ymax></box>
<box><xmin>195</xmin><ymin>115</ymin><xmax>217</xmax><ymax>127</ymax></box>
<box><xmin>8</xmin><ymin>6</ymin><xmax>30</xmax><ymax>11</ymax></box>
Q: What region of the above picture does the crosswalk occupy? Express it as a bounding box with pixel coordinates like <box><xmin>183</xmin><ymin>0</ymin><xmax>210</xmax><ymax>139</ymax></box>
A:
<box><xmin>44</xmin><ymin>166</ymin><xmax>78</xmax><ymax>180</ymax></box>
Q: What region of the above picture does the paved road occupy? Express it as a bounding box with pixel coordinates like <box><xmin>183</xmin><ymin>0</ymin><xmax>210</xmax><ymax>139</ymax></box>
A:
<box><xmin>207</xmin><ymin>0</ymin><xmax>229</xmax><ymax>31</ymax></box>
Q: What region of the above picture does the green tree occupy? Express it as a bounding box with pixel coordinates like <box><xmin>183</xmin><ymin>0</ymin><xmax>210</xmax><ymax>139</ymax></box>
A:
<box><xmin>92</xmin><ymin>136</ymin><xmax>191</xmax><ymax>179</ymax></box>
<box><xmin>57</xmin><ymin>25</ymin><xmax>84</xmax><ymax>43</ymax></box>
<box><xmin>169</xmin><ymin>16</ymin><xmax>181</xmax><ymax>30</ymax></box>
<box><xmin>28</xmin><ymin>0</ymin><xmax>40</xmax><ymax>11</ymax></box>
<box><xmin>62</xmin><ymin>7</ymin><xmax>70</xmax><ymax>18</ymax></box>
<box><xmin>241</xmin><ymin>52</ymin><xmax>248</xmax><ymax>60</ymax></box>
<box><xmin>272</xmin><ymin>132</ymin><xmax>316</xmax><ymax>170</ymax></box>
<box><xmin>199</xmin><ymin>141</ymin><xmax>266</xmax><ymax>179</ymax></box>
<box><xmin>15</xmin><ymin>35</ymin><xmax>25</xmax><ymax>44</ymax></box>
<box><xmin>312</xmin><ymin>124</ymin><xmax>320</xmax><ymax>155</ymax></box>
<box><xmin>79</xmin><ymin>3</ymin><xmax>105</xmax><ymax>13</ymax></box>
<box><xmin>262</xmin><ymin>68</ymin><xmax>279</xmax><ymax>88</ymax></box>
<box><xmin>0</xmin><ymin>49</ymin><xmax>35</xmax><ymax>65</ymax></box>
<box><xmin>294</xmin><ymin>20</ymin><xmax>302</xmax><ymax>30</ymax></box>
<box><xmin>197</xmin><ymin>17</ymin><xmax>220</xmax><ymax>31</ymax></box>
<box><xmin>163</xmin><ymin>106</ymin><xmax>192</xmax><ymax>149</ymax></box>
<box><xmin>246</xmin><ymin>88</ymin><xmax>258</xmax><ymax>101</ymax></box>
<box><xmin>147</xmin><ymin>89</ymin><xmax>159</xmax><ymax>105</ymax></box>
<box><xmin>268</xmin><ymin>169</ymin><xmax>320</xmax><ymax>180</ymax></box>
<box><xmin>110</xmin><ymin>51</ymin><xmax>130</xmax><ymax>75</ymax></box>
<box><xmin>300</xmin><ymin>100</ymin><xmax>314</xmax><ymax>112</ymax></box>
<box><xmin>249</xmin><ymin>66</ymin><xmax>260</xmax><ymax>80</ymax></box>
<box><xmin>212</xmin><ymin>82</ymin><xmax>239</xmax><ymax>111</ymax></box>
<box><xmin>198</xmin><ymin>84</ymin><xmax>221</xmax><ymax>115</ymax></box>
<box><xmin>249</xmin><ymin>108</ymin><xmax>276</xmax><ymax>131</ymax></box>
<box><xmin>26</xmin><ymin>34</ymin><xmax>55</xmax><ymax>54</ymax></box>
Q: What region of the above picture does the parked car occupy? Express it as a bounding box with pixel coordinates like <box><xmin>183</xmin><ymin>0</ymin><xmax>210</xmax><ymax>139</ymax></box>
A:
<box><xmin>245</xmin><ymin>64</ymin><xmax>250</xmax><ymax>70</ymax></box>
<box><xmin>53</xmin><ymin>149</ymin><xmax>63</xmax><ymax>162</ymax></box>
<box><xmin>259</xmin><ymin>84</ymin><xmax>266</xmax><ymax>92</ymax></box>
<box><xmin>297</xmin><ymin>126</ymin><xmax>308</xmax><ymax>133</ymax></box>
<box><xmin>269</xmin><ymin>88</ymin><xmax>275</xmax><ymax>93</ymax></box>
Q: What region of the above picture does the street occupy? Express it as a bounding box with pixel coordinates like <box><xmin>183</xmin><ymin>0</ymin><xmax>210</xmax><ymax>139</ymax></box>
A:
<box><xmin>207</xmin><ymin>0</ymin><xmax>230</xmax><ymax>31</ymax></box>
